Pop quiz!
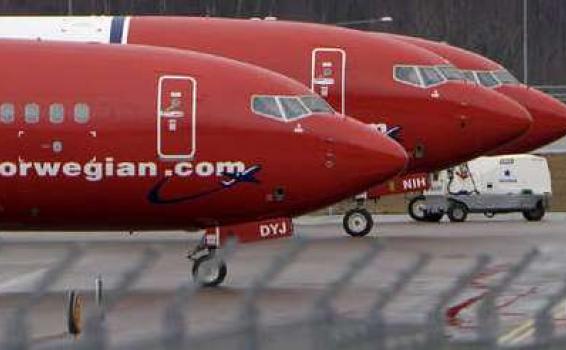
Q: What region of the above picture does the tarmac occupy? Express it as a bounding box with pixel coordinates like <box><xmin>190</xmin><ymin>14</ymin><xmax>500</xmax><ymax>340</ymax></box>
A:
<box><xmin>1</xmin><ymin>213</ymin><xmax>566</xmax><ymax>348</ymax></box>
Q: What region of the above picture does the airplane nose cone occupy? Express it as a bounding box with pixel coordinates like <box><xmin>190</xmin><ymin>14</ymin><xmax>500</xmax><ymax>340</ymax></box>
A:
<box><xmin>353</xmin><ymin>129</ymin><xmax>410</xmax><ymax>183</ymax></box>
<box><xmin>306</xmin><ymin>116</ymin><xmax>408</xmax><ymax>197</ymax></box>
<box><xmin>492</xmin><ymin>87</ymin><xmax>566</xmax><ymax>154</ymax></box>
<box><xmin>466</xmin><ymin>87</ymin><xmax>532</xmax><ymax>155</ymax></box>
<box><xmin>332</xmin><ymin>119</ymin><xmax>409</xmax><ymax>187</ymax></box>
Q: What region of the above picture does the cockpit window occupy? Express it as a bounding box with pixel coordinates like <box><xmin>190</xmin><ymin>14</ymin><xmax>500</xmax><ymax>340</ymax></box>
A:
<box><xmin>252</xmin><ymin>95</ymin><xmax>335</xmax><ymax>122</ymax></box>
<box><xmin>279</xmin><ymin>97</ymin><xmax>309</xmax><ymax>120</ymax></box>
<box><xmin>461</xmin><ymin>70</ymin><xmax>477</xmax><ymax>83</ymax></box>
<box><xmin>394</xmin><ymin>66</ymin><xmax>422</xmax><ymax>87</ymax></box>
<box><xmin>493</xmin><ymin>70</ymin><xmax>520</xmax><ymax>85</ymax></box>
<box><xmin>437</xmin><ymin>66</ymin><xmax>466</xmax><ymax>81</ymax></box>
<box><xmin>419</xmin><ymin>67</ymin><xmax>445</xmax><ymax>87</ymax></box>
<box><xmin>252</xmin><ymin>96</ymin><xmax>284</xmax><ymax>120</ymax></box>
<box><xmin>476</xmin><ymin>71</ymin><xmax>501</xmax><ymax>88</ymax></box>
<box><xmin>300</xmin><ymin>96</ymin><xmax>335</xmax><ymax>114</ymax></box>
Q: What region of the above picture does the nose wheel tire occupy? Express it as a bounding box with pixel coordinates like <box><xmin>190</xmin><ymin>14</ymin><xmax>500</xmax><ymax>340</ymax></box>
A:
<box><xmin>424</xmin><ymin>213</ymin><xmax>444</xmax><ymax>222</ymax></box>
<box><xmin>343</xmin><ymin>208</ymin><xmax>373</xmax><ymax>237</ymax></box>
<box><xmin>408</xmin><ymin>196</ymin><xmax>427</xmax><ymax>222</ymax></box>
<box><xmin>447</xmin><ymin>202</ymin><xmax>468</xmax><ymax>223</ymax></box>
<box><xmin>191</xmin><ymin>254</ymin><xmax>227</xmax><ymax>288</ymax></box>
<box><xmin>408</xmin><ymin>196</ymin><xmax>443</xmax><ymax>223</ymax></box>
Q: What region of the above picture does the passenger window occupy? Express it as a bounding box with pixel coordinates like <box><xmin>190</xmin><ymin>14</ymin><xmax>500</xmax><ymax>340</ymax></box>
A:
<box><xmin>24</xmin><ymin>103</ymin><xmax>40</xmax><ymax>124</ymax></box>
<box><xmin>252</xmin><ymin>96</ymin><xmax>284</xmax><ymax>119</ymax></box>
<box><xmin>476</xmin><ymin>71</ymin><xmax>500</xmax><ymax>88</ymax></box>
<box><xmin>301</xmin><ymin>96</ymin><xmax>335</xmax><ymax>114</ymax></box>
<box><xmin>419</xmin><ymin>67</ymin><xmax>445</xmax><ymax>87</ymax></box>
<box><xmin>49</xmin><ymin>104</ymin><xmax>64</xmax><ymax>124</ymax></box>
<box><xmin>394</xmin><ymin>66</ymin><xmax>421</xmax><ymax>87</ymax></box>
<box><xmin>0</xmin><ymin>103</ymin><xmax>14</xmax><ymax>124</ymax></box>
<box><xmin>278</xmin><ymin>97</ymin><xmax>309</xmax><ymax>120</ymax></box>
<box><xmin>74</xmin><ymin>103</ymin><xmax>90</xmax><ymax>124</ymax></box>
<box><xmin>493</xmin><ymin>70</ymin><xmax>520</xmax><ymax>85</ymax></box>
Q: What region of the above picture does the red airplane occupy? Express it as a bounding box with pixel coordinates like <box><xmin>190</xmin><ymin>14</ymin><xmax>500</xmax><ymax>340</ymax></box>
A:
<box><xmin>0</xmin><ymin>16</ymin><xmax>532</xmax><ymax>172</ymax></box>
<box><xmin>389</xmin><ymin>34</ymin><xmax>566</xmax><ymax>154</ymax></box>
<box><xmin>0</xmin><ymin>16</ymin><xmax>533</xmax><ymax>236</ymax></box>
<box><xmin>0</xmin><ymin>39</ymin><xmax>408</xmax><ymax>286</ymax></box>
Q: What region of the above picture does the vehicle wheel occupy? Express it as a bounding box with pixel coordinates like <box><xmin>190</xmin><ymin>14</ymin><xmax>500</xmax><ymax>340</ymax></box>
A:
<box><xmin>66</xmin><ymin>290</ymin><xmax>83</xmax><ymax>336</ymax></box>
<box><xmin>447</xmin><ymin>202</ymin><xmax>468</xmax><ymax>223</ymax></box>
<box><xmin>408</xmin><ymin>196</ymin><xmax>427</xmax><ymax>222</ymax></box>
<box><xmin>522</xmin><ymin>204</ymin><xmax>545</xmax><ymax>222</ymax></box>
<box><xmin>192</xmin><ymin>254</ymin><xmax>227</xmax><ymax>288</ymax></box>
<box><xmin>424</xmin><ymin>212</ymin><xmax>444</xmax><ymax>222</ymax></box>
<box><xmin>343</xmin><ymin>208</ymin><xmax>373</xmax><ymax>237</ymax></box>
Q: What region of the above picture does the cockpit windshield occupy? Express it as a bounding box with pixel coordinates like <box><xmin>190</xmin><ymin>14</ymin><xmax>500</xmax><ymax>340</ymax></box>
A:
<box><xmin>394</xmin><ymin>66</ymin><xmax>422</xmax><ymax>87</ymax></box>
<box><xmin>394</xmin><ymin>65</ymin><xmax>452</xmax><ymax>88</ymax></box>
<box><xmin>252</xmin><ymin>95</ymin><xmax>335</xmax><ymax>121</ymax></box>
<box><xmin>476</xmin><ymin>71</ymin><xmax>501</xmax><ymax>88</ymax></box>
<box><xmin>437</xmin><ymin>66</ymin><xmax>466</xmax><ymax>81</ymax></box>
<box><xmin>461</xmin><ymin>70</ymin><xmax>477</xmax><ymax>83</ymax></box>
<box><xmin>300</xmin><ymin>95</ymin><xmax>335</xmax><ymax>113</ymax></box>
<box><xmin>252</xmin><ymin>96</ymin><xmax>284</xmax><ymax>120</ymax></box>
<box><xmin>493</xmin><ymin>70</ymin><xmax>520</xmax><ymax>85</ymax></box>
<box><xmin>279</xmin><ymin>97</ymin><xmax>309</xmax><ymax>120</ymax></box>
<box><xmin>419</xmin><ymin>67</ymin><xmax>446</xmax><ymax>87</ymax></box>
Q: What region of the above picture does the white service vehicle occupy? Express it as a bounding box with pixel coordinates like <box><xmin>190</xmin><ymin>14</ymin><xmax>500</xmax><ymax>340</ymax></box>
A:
<box><xmin>408</xmin><ymin>155</ymin><xmax>552</xmax><ymax>222</ymax></box>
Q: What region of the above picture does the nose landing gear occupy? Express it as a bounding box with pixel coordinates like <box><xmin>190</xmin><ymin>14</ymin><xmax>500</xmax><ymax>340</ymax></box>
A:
<box><xmin>343</xmin><ymin>207</ymin><xmax>374</xmax><ymax>237</ymax></box>
<box><xmin>187</xmin><ymin>241</ymin><xmax>228</xmax><ymax>288</ymax></box>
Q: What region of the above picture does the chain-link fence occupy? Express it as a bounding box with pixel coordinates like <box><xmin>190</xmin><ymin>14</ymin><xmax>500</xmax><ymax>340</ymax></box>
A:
<box><xmin>2</xmin><ymin>236</ymin><xmax>566</xmax><ymax>350</ymax></box>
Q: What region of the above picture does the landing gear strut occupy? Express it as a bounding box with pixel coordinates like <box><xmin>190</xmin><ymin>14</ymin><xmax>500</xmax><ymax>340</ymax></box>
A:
<box><xmin>187</xmin><ymin>239</ymin><xmax>227</xmax><ymax>288</ymax></box>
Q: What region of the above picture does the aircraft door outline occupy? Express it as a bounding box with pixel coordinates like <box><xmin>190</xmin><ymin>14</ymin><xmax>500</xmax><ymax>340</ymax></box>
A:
<box><xmin>311</xmin><ymin>48</ymin><xmax>346</xmax><ymax>115</ymax></box>
<box><xmin>157</xmin><ymin>75</ymin><xmax>197</xmax><ymax>160</ymax></box>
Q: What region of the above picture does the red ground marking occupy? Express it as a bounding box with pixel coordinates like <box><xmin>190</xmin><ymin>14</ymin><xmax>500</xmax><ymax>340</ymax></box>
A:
<box><xmin>446</xmin><ymin>293</ymin><xmax>486</xmax><ymax>326</ymax></box>
<box><xmin>446</xmin><ymin>265</ymin><xmax>539</xmax><ymax>328</ymax></box>
<box><xmin>496</xmin><ymin>287</ymin><xmax>538</xmax><ymax>310</ymax></box>
<box><xmin>470</xmin><ymin>264</ymin><xmax>511</xmax><ymax>289</ymax></box>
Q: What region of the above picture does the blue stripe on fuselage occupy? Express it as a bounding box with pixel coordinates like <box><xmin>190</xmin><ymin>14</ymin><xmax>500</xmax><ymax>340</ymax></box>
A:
<box><xmin>110</xmin><ymin>16</ymin><xmax>125</xmax><ymax>44</ymax></box>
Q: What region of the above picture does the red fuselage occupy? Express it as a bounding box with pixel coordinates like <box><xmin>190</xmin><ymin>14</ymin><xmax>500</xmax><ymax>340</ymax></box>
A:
<box><xmin>391</xmin><ymin>34</ymin><xmax>566</xmax><ymax>154</ymax></box>
<box><xmin>0</xmin><ymin>40</ymin><xmax>407</xmax><ymax>230</ymax></box>
<box><xmin>0</xmin><ymin>16</ymin><xmax>532</xmax><ymax>173</ymax></box>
